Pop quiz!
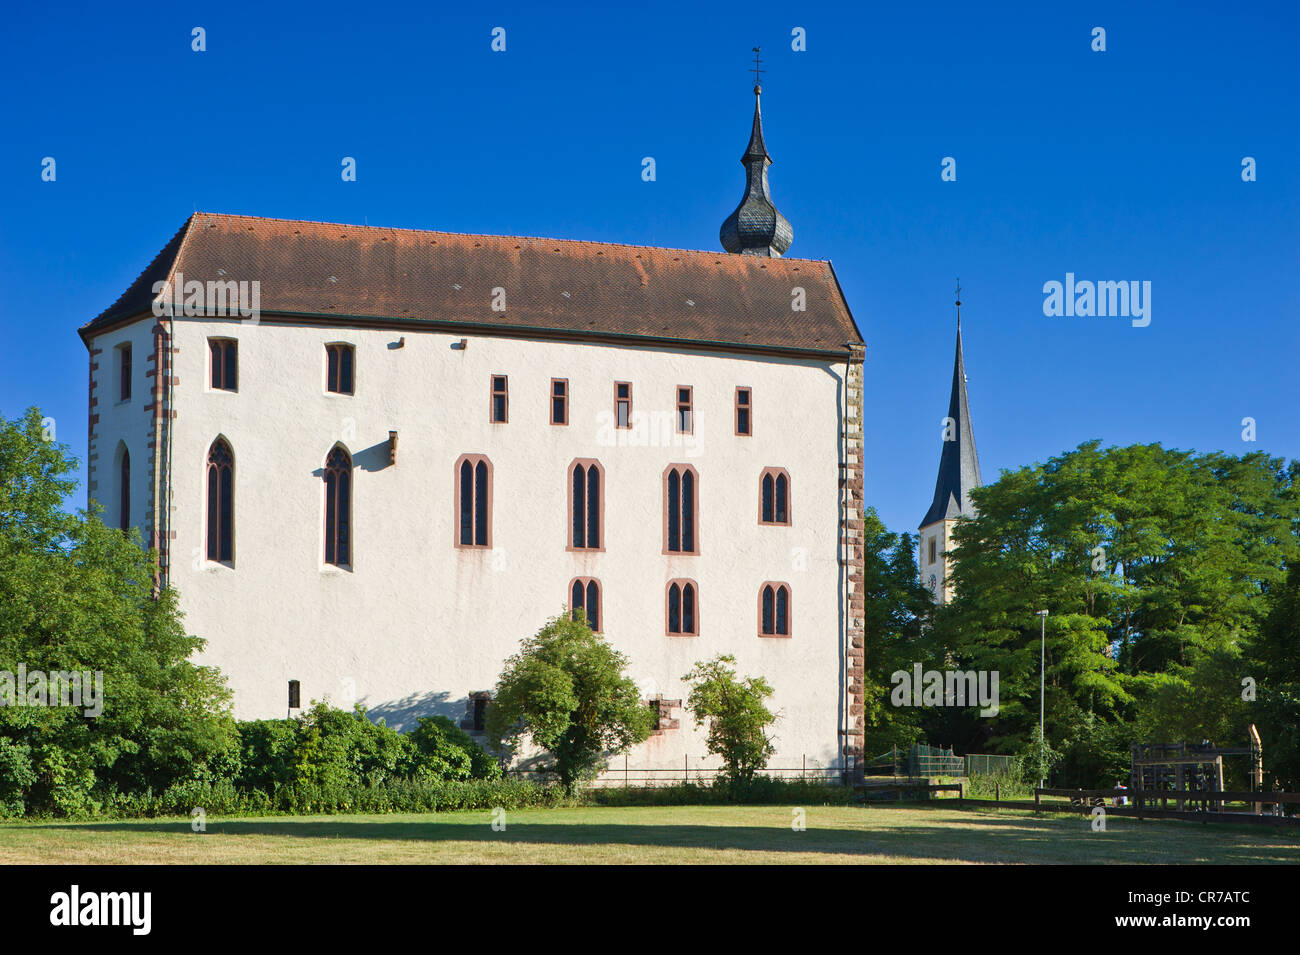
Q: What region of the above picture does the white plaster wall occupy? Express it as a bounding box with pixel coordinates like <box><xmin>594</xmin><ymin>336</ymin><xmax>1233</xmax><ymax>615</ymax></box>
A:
<box><xmin>919</xmin><ymin>519</ymin><xmax>955</xmax><ymax>605</ymax></box>
<box><xmin>124</xmin><ymin>317</ymin><xmax>848</xmax><ymax>773</ymax></box>
<box><xmin>88</xmin><ymin>321</ymin><xmax>156</xmax><ymax>535</ymax></box>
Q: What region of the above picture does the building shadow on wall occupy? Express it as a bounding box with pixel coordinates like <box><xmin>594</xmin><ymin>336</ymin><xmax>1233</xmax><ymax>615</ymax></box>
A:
<box><xmin>365</xmin><ymin>691</ymin><xmax>460</xmax><ymax>732</ymax></box>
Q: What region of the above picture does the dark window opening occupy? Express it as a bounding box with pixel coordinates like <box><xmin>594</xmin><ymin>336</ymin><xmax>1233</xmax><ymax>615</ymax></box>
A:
<box><xmin>118</xmin><ymin>447</ymin><xmax>130</xmax><ymax>531</ymax></box>
<box><xmin>491</xmin><ymin>375</ymin><xmax>508</xmax><ymax>423</ymax></box>
<box><xmin>324</xmin><ymin>446</ymin><xmax>352</xmax><ymax>565</ymax></box>
<box><xmin>207</xmin><ymin>438</ymin><xmax>234</xmax><ymax>562</ymax></box>
<box><xmin>615</xmin><ymin>382</ymin><xmax>631</xmax><ymax>429</ymax></box>
<box><xmin>119</xmin><ymin>344</ymin><xmax>132</xmax><ymax>401</ymax></box>
<box><xmin>326</xmin><ymin>344</ymin><xmax>354</xmax><ymax>394</ymax></box>
<box><xmin>665</xmin><ymin>466</ymin><xmax>698</xmax><ymax>554</ymax></box>
<box><xmin>551</xmin><ymin>379</ymin><xmax>568</xmax><ymax>425</ymax></box>
<box><xmin>676</xmin><ymin>386</ymin><xmax>692</xmax><ymax>434</ymax></box>
<box><xmin>210</xmin><ymin>339</ymin><xmax>238</xmax><ymax>391</ymax></box>
<box><xmin>570</xmin><ymin>578</ymin><xmax>602</xmax><ymax>632</ymax></box>
<box><xmin>457</xmin><ymin>456</ymin><xmax>491</xmax><ymax>547</ymax></box>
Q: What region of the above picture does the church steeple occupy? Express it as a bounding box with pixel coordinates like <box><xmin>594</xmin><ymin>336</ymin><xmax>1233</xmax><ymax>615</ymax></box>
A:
<box><xmin>922</xmin><ymin>285</ymin><xmax>982</xmax><ymax>527</ymax></box>
<box><xmin>720</xmin><ymin>49</ymin><xmax>793</xmax><ymax>257</ymax></box>
<box><xmin>919</xmin><ymin>285</ymin><xmax>982</xmax><ymax>604</ymax></box>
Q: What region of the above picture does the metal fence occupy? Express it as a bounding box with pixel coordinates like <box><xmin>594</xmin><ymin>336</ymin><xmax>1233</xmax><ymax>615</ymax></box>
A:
<box><xmin>865</xmin><ymin>745</ymin><xmax>1014</xmax><ymax>778</ymax></box>
<box><xmin>508</xmin><ymin>754</ymin><xmax>845</xmax><ymax>788</ymax></box>
<box><xmin>964</xmin><ymin>753</ymin><xmax>1016</xmax><ymax>776</ymax></box>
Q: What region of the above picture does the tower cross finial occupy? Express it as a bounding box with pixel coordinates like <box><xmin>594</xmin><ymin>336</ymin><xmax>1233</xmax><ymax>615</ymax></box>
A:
<box><xmin>955</xmin><ymin>278</ymin><xmax>962</xmax><ymax>328</ymax></box>
<box><xmin>750</xmin><ymin>46</ymin><xmax>764</xmax><ymax>90</ymax></box>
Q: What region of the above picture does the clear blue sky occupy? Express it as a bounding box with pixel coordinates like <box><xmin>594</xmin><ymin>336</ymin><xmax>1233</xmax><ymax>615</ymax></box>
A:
<box><xmin>2</xmin><ymin>1</ymin><xmax>1296</xmax><ymax>535</ymax></box>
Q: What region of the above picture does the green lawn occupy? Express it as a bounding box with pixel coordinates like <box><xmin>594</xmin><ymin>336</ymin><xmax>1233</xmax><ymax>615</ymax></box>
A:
<box><xmin>2</xmin><ymin>804</ymin><xmax>1296</xmax><ymax>864</ymax></box>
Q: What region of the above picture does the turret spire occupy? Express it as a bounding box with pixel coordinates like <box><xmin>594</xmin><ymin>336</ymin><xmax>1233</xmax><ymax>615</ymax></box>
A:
<box><xmin>720</xmin><ymin>48</ymin><xmax>793</xmax><ymax>257</ymax></box>
<box><xmin>921</xmin><ymin>296</ymin><xmax>982</xmax><ymax>527</ymax></box>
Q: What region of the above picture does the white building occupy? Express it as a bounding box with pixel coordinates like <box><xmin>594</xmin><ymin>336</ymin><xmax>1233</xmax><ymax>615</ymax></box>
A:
<box><xmin>79</xmin><ymin>86</ymin><xmax>868</xmax><ymax>779</ymax></box>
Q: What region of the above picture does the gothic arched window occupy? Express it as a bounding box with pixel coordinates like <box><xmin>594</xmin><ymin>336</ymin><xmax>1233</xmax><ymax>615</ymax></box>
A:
<box><xmin>664</xmin><ymin>464</ymin><xmax>698</xmax><ymax>554</ymax></box>
<box><xmin>206</xmin><ymin>438</ymin><xmax>234</xmax><ymax>562</ymax></box>
<box><xmin>760</xmin><ymin>582</ymin><xmax>791</xmax><ymax>637</ymax></box>
<box><xmin>569</xmin><ymin>459</ymin><xmax>603</xmax><ymax>550</ymax></box>
<box><xmin>667</xmin><ymin>579</ymin><xmax>698</xmax><ymax>636</ymax></box>
<box><xmin>570</xmin><ymin>577</ymin><xmax>602</xmax><ymax>632</ymax></box>
<box><xmin>455</xmin><ymin>454</ymin><xmax>492</xmax><ymax>548</ymax></box>
<box><xmin>118</xmin><ymin>444</ymin><xmax>130</xmax><ymax>532</ymax></box>
<box><xmin>759</xmin><ymin>467</ymin><xmax>791</xmax><ymax>526</ymax></box>
<box><xmin>324</xmin><ymin>446</ymin><xmax>352</xmax><ymax>566</ymax></box>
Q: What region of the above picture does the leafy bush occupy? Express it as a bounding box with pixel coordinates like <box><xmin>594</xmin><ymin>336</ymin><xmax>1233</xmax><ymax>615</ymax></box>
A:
<box><xmin>963</xmin><ymin>766</ymin><xmax>1032</xmax><ymax>800</ymax></box>
<box><xmin>682</xmin><ymin>655</ymin><xmax>777</xmax><ymax>782</ymax></box>
<box><xmin>0</xmin><ymin>738</ymin><xmax>36</xmax><ymax>816</ymax></box>
<box><xmin>488</xmin><ymin>611</ymin><xmax>652</xmax><ymax>792</ymax></box>
<box><xmin>590</xmin><ymin>776</ymin><xmax>854</xmax><ymax>807</ymax></box>
<box><xmin>408</xmin><ymin>715</ymin><xmax>501</xmax><ymax>781</ymax></box>
<box><xmin>1018</xmin><ymin>726</ymin><xmax>1063</xmax><ymax>787</ymax></box>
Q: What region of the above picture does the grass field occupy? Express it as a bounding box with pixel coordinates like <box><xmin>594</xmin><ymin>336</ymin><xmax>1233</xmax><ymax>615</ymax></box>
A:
<box><xmin>3</xmin><ymin>804</ymin><xmax>1298</xmax><ymax>864</ymax></box>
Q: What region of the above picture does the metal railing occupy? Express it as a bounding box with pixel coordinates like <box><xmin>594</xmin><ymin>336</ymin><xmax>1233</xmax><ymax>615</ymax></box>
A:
<box><xmin>506</xmin><ymin>754</ymin><xmax>846</xmax><ymax>787</ymax></box>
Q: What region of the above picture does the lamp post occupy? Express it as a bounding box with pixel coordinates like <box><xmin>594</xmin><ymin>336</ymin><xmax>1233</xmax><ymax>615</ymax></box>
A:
<box><xmin>1036</xmin><ymin>609</ymin><xmax>1049</xmax><ymax>789</ymax></box>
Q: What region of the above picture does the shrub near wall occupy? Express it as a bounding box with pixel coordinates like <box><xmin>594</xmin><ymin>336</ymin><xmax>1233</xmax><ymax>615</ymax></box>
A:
<box><xmin>107</xmin><ymin>777</ymin><xmax>572</xmax><ymax>819</ymax></box>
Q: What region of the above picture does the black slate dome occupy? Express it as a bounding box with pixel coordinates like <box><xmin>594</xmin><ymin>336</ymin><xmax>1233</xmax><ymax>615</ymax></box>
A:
<box><xmin>720</xmin><ymin>85</ymin><xmax>793</xmax><ymax>258</ymax></box>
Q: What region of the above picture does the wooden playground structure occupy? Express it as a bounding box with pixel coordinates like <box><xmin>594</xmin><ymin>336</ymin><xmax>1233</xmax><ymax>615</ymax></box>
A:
<box><xmin>1129</xmin><ymin>726</ymin><xmax>1264</xmax><ymax>813</ymax></box>
<box><xmin>1029</xmin><ymin>725</ymin><xmax>1299</xmax><ymax>825</ymax></box>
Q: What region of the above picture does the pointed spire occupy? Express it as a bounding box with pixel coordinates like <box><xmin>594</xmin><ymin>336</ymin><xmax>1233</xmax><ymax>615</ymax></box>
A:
<box><xmin>921</xmin><ymin>292</ymin><xmax>982</xmax><ymax>528</ymax></box>
<box><xmin>720</xmin><ymin>49</ymin><xmax>793</xmax><ymax>257</ymax></box>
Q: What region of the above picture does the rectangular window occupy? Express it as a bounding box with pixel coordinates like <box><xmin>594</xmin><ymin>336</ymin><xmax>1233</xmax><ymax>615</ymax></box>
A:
<box><xmin>735</xmin><ymin>387</ymin><xmax>751</xmax><ymax>436</ymax></box>
<box><xmin>929</xmin><ymin>537</ymin><xmax>937</xmax><ymax>564</ymax></box>
<box><xmin>288</xmin><ymin>680</ymin><xmax>301</xmax><ymax>709</ymax></box>
<box><xmin>491</xmin><ymin>375</ymin><xmax>509</xmax><ymax>423</ymax></box>
<box><xmin>118</xmin><ymin>344</ymin><xmax>132</xmax><ymax>401</ymax></box>
<box><xmin>209</xmin><ymin>339</ymin><xmax>238</xmax><ymax>391</ymax></box>
<box><xmin>471</xmin><ymin>694</ymin><xmax>489</xmax><ymax>732</ymax></box>
<box><xmin>326</xmin><ymin>344</ymin><xmax>354</xmax><ymax>394</ymax></box>
<box><xmin>551</xmin><ymin>378</ymin><xmax>568</xmax><ymax>425</ymax></box>
<box><xmin>676</xmin><ymin>386</ymin><xmax>693</xmax><ymax>434</ymax></box>
<box><xmin>614</xmin><ymin>382</ymin><xmax>632</xmax><ymax>429</ymax></box>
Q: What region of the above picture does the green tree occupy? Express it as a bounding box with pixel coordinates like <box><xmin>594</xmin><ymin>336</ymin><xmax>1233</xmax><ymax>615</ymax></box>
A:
<box><xmin>860</xmin><ymin>508</ymin><xmax>937</xmax><ymax>753</ymax></box>
<box><xmin>1249</xmin><ymin>561</ymin><xmax>1300</xmax><ymax>795</ymax></box>
<box><xmin>682</xmin><ymin>654</ymin><xmax>777</xmax><ymax>783</ymax></box>
<box><xmin>936</xmin><ymin>441</ymin><xmax>1297</xmax><ymax>774</ymax></box>
<box><xmin>486</xmin><ymin>610</ymin><xmax>652</xmax><ymax>792</ymax></box>
<box><xmin>0</xmin><ymin>408</ymin><xmax>236</xmax><ymax>815</ymax></box>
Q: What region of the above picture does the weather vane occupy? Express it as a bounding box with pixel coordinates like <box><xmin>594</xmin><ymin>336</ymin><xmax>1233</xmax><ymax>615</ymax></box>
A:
<box><xmin>750</xmin><ymin>47</ymin><xmax>764</xmax><ymax>89</ymax></box>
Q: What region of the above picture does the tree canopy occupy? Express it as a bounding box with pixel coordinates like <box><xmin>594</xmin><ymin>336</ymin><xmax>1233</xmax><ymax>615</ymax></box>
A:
<box><xmin>486</xmin><ymin>610</ymin><xmax>653</xmax><ymax>792</ymax></box>
<box><xmin>0</xmin><ymin>408</ymin><xmax>235</xmax><ymax>814</ymax></box>
<box><xmin>867</xmin><ymin>440</ymin><xmax>1299</xmax><ymax>788</ymax></box>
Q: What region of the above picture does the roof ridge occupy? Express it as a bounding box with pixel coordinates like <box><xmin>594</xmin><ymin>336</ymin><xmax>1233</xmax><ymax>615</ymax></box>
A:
<box><xmin>189</xmin><ymin>212</ymin><xmax>832</xmax><ymax>265</ymax></box>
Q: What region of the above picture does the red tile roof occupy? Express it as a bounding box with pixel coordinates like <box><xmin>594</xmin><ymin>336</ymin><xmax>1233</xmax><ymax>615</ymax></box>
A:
<box><xmin>80</xmin><ymin>213</ymin><xmax>862</xmax><ymax>356</ymax></box>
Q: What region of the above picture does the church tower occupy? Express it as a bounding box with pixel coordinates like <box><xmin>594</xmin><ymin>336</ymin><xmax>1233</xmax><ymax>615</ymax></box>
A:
<box><xmin>919</xmin><ymin>286</ymin><xmax>982</xmax><ymax>604</ymax></box>
<box><xmin>720</xmin><ymin>49</ymin><xmax>793</xmax><ymax>257</ymax></box>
